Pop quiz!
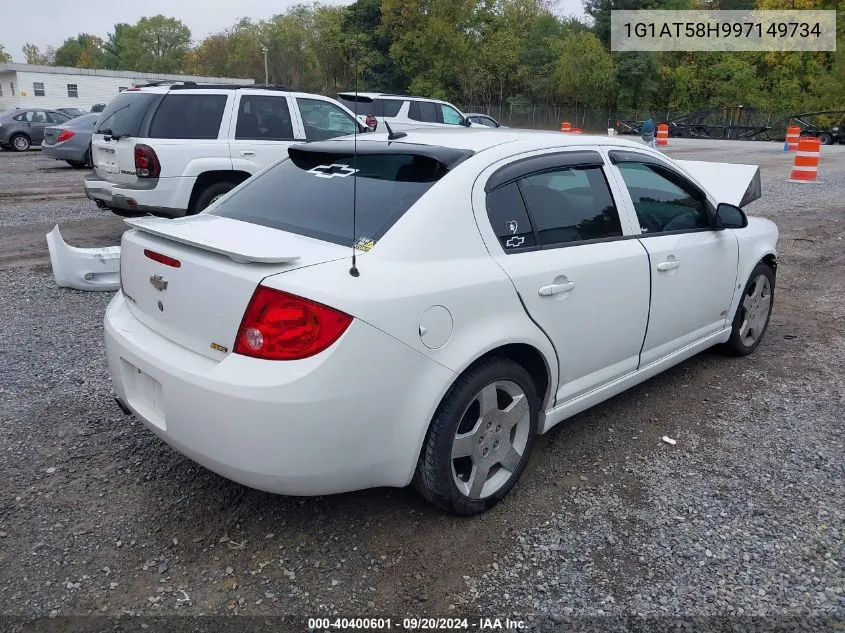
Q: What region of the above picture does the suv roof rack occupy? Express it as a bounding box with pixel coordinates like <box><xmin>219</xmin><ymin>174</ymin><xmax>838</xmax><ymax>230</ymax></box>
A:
<box><xmin>167</xmin><ymin>83</ymin><xmax>291</xmax><ymax>91</ymax></box>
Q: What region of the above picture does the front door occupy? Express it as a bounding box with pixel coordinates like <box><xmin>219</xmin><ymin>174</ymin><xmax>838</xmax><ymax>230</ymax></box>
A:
<box><xmin>477</xmin><ymin>149</ymin><xmax>651</xmax><ymax>404</ymax></box>
<box><xmin>609</xmin><ymin>153</ymin><xmax>739</xmax><ymax>366</ymax></box>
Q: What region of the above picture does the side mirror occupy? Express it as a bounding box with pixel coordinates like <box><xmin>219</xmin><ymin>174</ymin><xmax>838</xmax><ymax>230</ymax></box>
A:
<box><xmin>714</xmin><ymin>203</ymin><xmax>748</xmax><ymax>229</ymax></box>
<box><xmin>463</xmin><ymin>117</ymin><xmax>472</xmax><ymax>127</ymax></box>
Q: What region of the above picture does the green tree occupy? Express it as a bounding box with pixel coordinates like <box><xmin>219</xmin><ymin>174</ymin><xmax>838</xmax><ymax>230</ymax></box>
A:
<box><xmin>552</xmin><ymin>31</ymin><xmax>616</xmax><ymax>106</ymax></box>
<box><xmin>102</xmin><ymin>23</ymin><xmax>142</xmax><ymax>71</ymax></box>
<box><xmin>22</xmin><ymin>43</ymin><xmax>52</xmax><ymax>65</ymax></box>
<box><xmin>133</xmin><ymin>15</ymin><xmax>191</xmax><ymax>73</ymax></box>
<box><xmin>54</xmin><ymin>34</ymin><xmax>104</xmax><ymax>68</ymax></box>
<box><xmin>0</xmin><ymin>43</ymin><xmax>11</xmax><ymax>63</ymax></box>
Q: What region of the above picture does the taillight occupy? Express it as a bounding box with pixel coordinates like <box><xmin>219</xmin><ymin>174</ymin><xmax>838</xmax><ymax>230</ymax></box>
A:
<box><xmin>134</xmin><ymin>144</ymin><xmax>160</xmax><ymax>178</ymax></box>
<box><xmin>57</xmin><ymin>129</ymin><xmax>75</xmax><ymax>143</ymax></box>
<box><xmin>144</xmin><ymin>249</ymin><xmax>181</xmax><ymax>268</ymax></box>
<box><xmin>366</xmin><ymin>115</ymin><xmax>378</xmax><ymax>130</ymax></box>
<box><xmin>234</xmin><ymin>286</ymin><xmax>352</xmax><ymax>361</ymax></box>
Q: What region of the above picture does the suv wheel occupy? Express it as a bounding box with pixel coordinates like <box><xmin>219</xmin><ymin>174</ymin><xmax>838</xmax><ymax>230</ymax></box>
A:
<box><xmin>191</xmin><ymin>182</ymin><xmax>235</xmax><ymax>214</ymax></box>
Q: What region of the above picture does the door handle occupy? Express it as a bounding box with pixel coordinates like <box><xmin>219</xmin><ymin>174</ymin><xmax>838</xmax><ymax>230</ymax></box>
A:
<box><xmin>538</xmin><ymin>281</ymin><xmax>575</xmax><ymax>297</ymax></box>
<box><xmin>657</xmin><ymin>260</ymin><xmax>681</xmax><ymax>271</ymax></box>
<box><xmin>240</xmin><ymin>150</ymin><xmax>256</xmax><ymax>156</ymax></box>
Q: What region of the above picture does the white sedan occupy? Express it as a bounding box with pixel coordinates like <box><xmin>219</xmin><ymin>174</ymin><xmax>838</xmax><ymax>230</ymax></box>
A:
<box><xmin>105</xmin><ymin>129</ymin><xmax>778</xmax><ymax>515</ymax></box>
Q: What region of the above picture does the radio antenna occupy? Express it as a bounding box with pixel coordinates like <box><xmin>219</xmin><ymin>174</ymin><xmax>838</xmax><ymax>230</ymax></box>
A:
<box><xmin>348</xmin><ymin>0</ymin><xmax>361</xmax><ymax>278</ymax></box>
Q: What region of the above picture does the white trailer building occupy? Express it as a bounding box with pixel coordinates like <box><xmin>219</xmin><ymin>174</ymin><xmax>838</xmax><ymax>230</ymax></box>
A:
<box><xmin>0</xmin><ymin>63</ymin><xmax>254</xmax><ymax>112</ymax></box>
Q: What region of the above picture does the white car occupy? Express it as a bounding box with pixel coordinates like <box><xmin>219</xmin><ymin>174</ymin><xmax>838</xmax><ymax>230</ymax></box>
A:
<box><xmin>104</xmin><ymin>128</ymin><xmax>778</xmax><ymax>515</ymax></box>
<box><xmin>84</xmin><ymin>83</ymin><xmax>368</xmax><ymax>218</ymax></box>
<box><xmin>465</xmin><ymin>113</ymin><xmax>506</xmax><ymax>128</ymax></box>
<box><xmin>337</xmin><ymin>92</ymin><xmax>472</xmax><ymax>131</ymax></box>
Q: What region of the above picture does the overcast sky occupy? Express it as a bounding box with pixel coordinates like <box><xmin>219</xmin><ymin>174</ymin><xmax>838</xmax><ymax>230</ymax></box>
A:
<box><xmin>1</xmin><ymin>0</ymin><xmax>585</xmax><ymax>63</ymax></box>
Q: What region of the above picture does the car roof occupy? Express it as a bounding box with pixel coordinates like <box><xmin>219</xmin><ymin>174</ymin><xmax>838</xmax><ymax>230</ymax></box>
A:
<box><xmin>344</xmin><ymin>127</ymin><xmax>652</xmax><ymax>154</ymax></box>
<box><xmin>337</xmin><ymin>91</ymin><xmax>451</xmax><ymax>104</ymax></box>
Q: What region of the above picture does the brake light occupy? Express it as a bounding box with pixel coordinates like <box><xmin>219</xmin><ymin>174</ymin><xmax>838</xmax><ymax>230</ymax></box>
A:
<box><xmin>144</xmin><ymin>249</ymin><xmax>181</xmax><ymax>268</ymax></box>
<box><xmin>57</xmin><ymin>129</ymin><xmax>75</xmax><ymax>143</ymax></box>
<box><xmin>234</xmin><ymin>286</ymin><xmax>353</xmax><ymax>361</ymax></box>
<box><xmin>134</xmin><ymin>144</ymin><xmax>160</xmax><ymax>178</ymax></box>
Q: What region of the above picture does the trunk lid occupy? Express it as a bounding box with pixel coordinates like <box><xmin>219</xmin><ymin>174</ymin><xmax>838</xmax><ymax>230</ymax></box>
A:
<box><xmin>120</xmin><ymin>215</ymin><xmax>351</xmax><ymax>360</ymax></box>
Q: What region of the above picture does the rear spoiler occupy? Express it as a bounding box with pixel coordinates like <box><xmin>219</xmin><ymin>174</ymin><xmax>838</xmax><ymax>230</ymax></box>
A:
<box><xmin>674</xmin><ymin>160</ymin><xmax>761</xmax><ymax>207</ymax></box>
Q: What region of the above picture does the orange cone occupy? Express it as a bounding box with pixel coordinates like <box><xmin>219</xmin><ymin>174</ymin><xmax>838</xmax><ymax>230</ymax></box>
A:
<box><xmin>560</xmin><ymin>121</ymin><xmax>571</xmax><ymax>132</ymax></box>
<box><xmin>788</xmin><ymin>137</ymin><xmax>821</xmax><ymax>183</ymax></box>
<box><xmin>785</xmin><ymin>126</ymin><xmax>801</xmax><ymax>151</ymax></box>
<box><xmin>657</xmin><ymin>123</ymin><xmax>669</xmax><ymax>146</ymax></box>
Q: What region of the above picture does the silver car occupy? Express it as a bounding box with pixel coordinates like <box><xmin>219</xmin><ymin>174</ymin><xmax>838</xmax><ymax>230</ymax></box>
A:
<box><xmin>42</xmin><ymin>113</ymin><xmax>98</xmax><ymax>168</ymax></box>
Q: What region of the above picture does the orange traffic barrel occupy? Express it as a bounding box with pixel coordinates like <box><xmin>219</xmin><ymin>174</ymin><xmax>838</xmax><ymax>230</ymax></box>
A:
<box><xmin>785</xmin><ymin>126</ymin><xmax>801</xmax><ymax>151</ymax></box>
<box><xmin>788</xmin><ymin>136</ymin><xmax>821</xmax><ymax>183</ymax></box>
<box><xmin>657</xmin><ymin>123</ymin><xmax>669</xmax><ymax>146</ymax></box>
<box><xmin>560</xmin><ymin>121</ymin><xmax>572</xmax><ymax>132</ymax></box>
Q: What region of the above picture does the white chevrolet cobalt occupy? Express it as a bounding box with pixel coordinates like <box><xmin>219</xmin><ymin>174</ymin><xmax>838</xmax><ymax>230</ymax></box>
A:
<box><xmin>105</xmin><ymin>129</ymin><xmax>778</xmax><ymax>515</ymax></box>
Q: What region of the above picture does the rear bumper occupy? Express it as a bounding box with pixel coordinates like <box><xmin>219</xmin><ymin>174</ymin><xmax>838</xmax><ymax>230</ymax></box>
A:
<box><xmin>42</xmin><ymin>142</ymin><xmax>86</xmax><ymax>162</ymax></box>
<box><xmin>104</xmin><ymin>293</ymin><xmax>454</xmax><ymax>496</ymax></box>
<box><xmin>84</xmin><ymin>176</ymin><xmax>190</xmax><ymax>218</ymax></box>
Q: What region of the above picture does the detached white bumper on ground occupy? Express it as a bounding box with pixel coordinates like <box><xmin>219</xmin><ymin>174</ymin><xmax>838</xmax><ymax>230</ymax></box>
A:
<box><xmin>104</xmin><ymin>292</ymin><xmax>455</xmax><ymax>495</ymax></box>
<box><xmin>46</xmin><ymin>225</ymin><xmax>120</xmax><ymax>292</ymax></box>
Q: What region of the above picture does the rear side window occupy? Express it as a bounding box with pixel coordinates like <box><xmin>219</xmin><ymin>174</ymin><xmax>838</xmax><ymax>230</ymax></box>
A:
<box><xmin>518</xmin><ymin>166</ymin><xmax>621</xmax><ymax>246</ymax></box>
<box><xmin>209</xmin><ymin>151</ymin><xmax>451</xmax><ymax>247</ymax></box>
<box><xmin>486</xmin><ymin>183</ymin><xmax>536</xmax><ymax>251</ymax></box>
<box><xmin>148</xmin><ymin>94</ymin><xmax>227</xmax><ymax>140</ymax></box>
<box><xmin>377</xmin><ymin>99</ymin><xmax>403</xmax><ymax>117</ymax></box>
<box><xmin>94</xmin><ymin>92</ymin><xmax>157</xmax><ymax>137</ymax></box>
<box><xmin>409</xmin><ymin>101</ymin><xmax>439</xmax><ymax>123</ymax></box>
<box><xmin>236</xmin><ymin>95</ymin><xmax>294</xmax><ymax>140</ymax></box>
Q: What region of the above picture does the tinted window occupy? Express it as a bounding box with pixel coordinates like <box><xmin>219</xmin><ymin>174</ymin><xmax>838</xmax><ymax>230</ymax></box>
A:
<box><xmin>296</xmin><ymin>98</ymin><xmax>357</xmax><ymax>141</ymax></box>
<box><xmin>517</xmin><ymin>166</ymin><xmax>622</xmax><ymax>246</ymax></box>
<box><xmin>12</xmin><ymin>112</ymin><xmax>26</xmax><ymax>121</ymax></box>
<box><xmin>440</xmin><ymin>104</ymin><xmax>464</xmax><ymax>125</ymax></box>
<box><xmin>94</xmin><ymin>92</ymin><xmax>157</xmax><ymax>137</ymax></box>
<box><xmin>474</xmin><ymin>116</ymin><xmax>498</xmax><ymax>128</ymax></box>
<box><xmin>409</xmin><ymin>100</ymin><xmax>438</xmax><ymax>123</ymax></box>
<box><xmin>236</xmin><ymin>95</ymin><xmax>294</xmax><ymax>140</ymax></box>
<box><xmin>486</xmin><ymin>183</ymin><xmax>536</xmax><ymax>252</ymax></box>
<box><xmin>616</xmin><ymin>162</ymin><xmax>710</xmax><ymax>234</ymax></box>
<box><xmin>209</xmin><ymin>151</ymin><xmax>449</xmax><ymax>247</ymax></box>
<box><xmin>47</xmin><ymin>111</ymin><xmax>71</xmax><ymax>124</ymax></box>
<box><xmin>337</xmin><ymin>94</ymin><xmax>368</xmax><ymax>115</ymax></box>
<box><xmin>149</xmin><ymin>94</ymin><xmax>227</xmax><ymax>140</ymax></box>
<box><xmin>379</xmin><ymin>99</ymin><xmax>403</xmax><ymax>117</ymax></box>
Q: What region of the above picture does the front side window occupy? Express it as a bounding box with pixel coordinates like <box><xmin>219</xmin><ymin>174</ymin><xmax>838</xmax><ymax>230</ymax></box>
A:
<box><xmin>67</xmin><ymin>84</ymin><xmax>78</xmax><ymax>98</ymax></box>
<box><xmin>33</xmin><ymin>82</ymin><xmax>45</xmax><ymax>97</ymax></box>
<box><xmin>440</xmin><ymin>104</ymin><xmax>464</xmax><ymax>125</ymax></box>
<box><xmin>236</xmin><ymin>95</ymin><xmax>294</xmax><ymax>141</ymax></box>
<box><xmin>296</xmin><ymin>98</ymin><xmax>357</xmax><ymax>141</ymax></box>
<box><xmin>148</xmin><ymin>94</ymin><xmax>227</xmax><ymax>140</ymax></box>
<box><xmin>26</xmin><ymin>111</ymin><xmax>48</xmax><ymax>123</ymax></box>
<box><xmin>616</xmin><ymin>162</ymin><xmax>710</xmax><ymax>234</ymax></box>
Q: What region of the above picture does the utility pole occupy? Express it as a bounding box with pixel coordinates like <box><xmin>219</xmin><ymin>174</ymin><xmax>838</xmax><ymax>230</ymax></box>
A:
<box><xmin>261</xmin><ymin>46</ymin><xmax>268</xmax><ymax>84</ymax></box>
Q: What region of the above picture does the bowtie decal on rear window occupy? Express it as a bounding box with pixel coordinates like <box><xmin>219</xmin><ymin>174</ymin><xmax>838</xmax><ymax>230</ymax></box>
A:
<box><xmin>307</xmin><ymin>163</ymin><xmax>360</xmax><ymax>179</ymax></box>
<box><xmin>505</xmin><ymin>236</ymin><xmax>525</xmax><ymax>248</ymax></box>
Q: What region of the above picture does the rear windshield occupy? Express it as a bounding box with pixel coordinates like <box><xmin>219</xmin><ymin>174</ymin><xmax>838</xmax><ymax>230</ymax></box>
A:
<box><xmin>94</xmin><ymin>92</ymin><xmax>157</xmax><ymax>137</ymax></box>
<box><xmin>149</xmin><ymin>94</ymin><xmax>227</xmax><ymax>139</ymax></box>
<box><xmin>209</xmin><ymin>151</ymin><xmax>451</xmax><ymax>247</ymax></box>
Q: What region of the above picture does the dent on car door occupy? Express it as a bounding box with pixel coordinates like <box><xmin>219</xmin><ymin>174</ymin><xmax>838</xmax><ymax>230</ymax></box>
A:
<box><xmin>609</xmin><ymin>151</ymin><xmax>739</xmax><ymax>366</ymax></box>
<box><xmin>480</xmin><ymin>151</ymin><xmax>651</xmax><ymax>405</ymax></box>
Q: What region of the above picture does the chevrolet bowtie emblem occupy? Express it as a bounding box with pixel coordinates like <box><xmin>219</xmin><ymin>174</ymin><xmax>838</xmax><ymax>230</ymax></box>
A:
<box><xmin>505</xmin><ymin>236</ymin><xmax>525</xmax><ymax>248</ymax></box>
<box><xmin>308</xmin><ymin>163</ymin><xmax>360</xmax><ymax>178</ymax></box>
<box><xmin>149</xmin><ymin>274</ymin><xmax>168</xmax><ymax>291</ymax></box>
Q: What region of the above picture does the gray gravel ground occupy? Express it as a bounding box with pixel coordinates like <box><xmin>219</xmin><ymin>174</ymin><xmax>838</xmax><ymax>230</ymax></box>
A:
<box><xmin>0</xmin><ymin>141</ymin><xmax>843</xmax><ymax>630</ymax></box>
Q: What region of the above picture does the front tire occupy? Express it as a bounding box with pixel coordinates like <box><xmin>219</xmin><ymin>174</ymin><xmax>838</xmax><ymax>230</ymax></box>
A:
<box><xmin>11</xmin><ymin>134</ymin><xmax>31</xmax><ymax>152</ymax></box>
<box><xmin>726</xmin><ymin>262</ymin><xmax>775</xmax><ymax>356</ymax></box>
<box><xmin>413</xmin><ymin>358</ymin><xmax>539</xmax><ymax>515</ymax></box>
<box><xmin>818</xmin><ymin>132</ymin><xmax>833</xmax><ymax>146</ymax></box>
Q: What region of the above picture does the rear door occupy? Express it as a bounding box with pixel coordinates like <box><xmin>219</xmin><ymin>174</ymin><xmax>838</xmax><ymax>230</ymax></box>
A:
<box><xmin>607</xmin><ymin>150</ymin><xmax>738</xmax><ymax>366</ymax></box>
<box><xmin>475</xmin><ymin>148</ymin><xmax>651</xmax><ymax>404</ymax></box>
<box><xmin>228</xmin><ymin>91</ymin><xmax>298</xmax><ymax>174</ymax></box>
<box><xmin>25</xmin><ymin>111</ymin><xmax>51</xmax><ymax>144</ymax></box>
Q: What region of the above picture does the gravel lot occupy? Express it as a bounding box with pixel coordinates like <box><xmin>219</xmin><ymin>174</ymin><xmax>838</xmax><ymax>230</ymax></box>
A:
<box><xmin>0</xmin><ymin>142</ymin><xmax>843</xmax><ymax>630</ymax></box>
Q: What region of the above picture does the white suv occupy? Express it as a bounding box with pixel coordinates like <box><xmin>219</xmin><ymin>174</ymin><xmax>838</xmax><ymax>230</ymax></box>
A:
<box><xmin>336</xmin><ymin>92</ymin><xmax>472</xmax><ymax>131</ymax></box>
<box><xmin>84</xmin><ymin>83</ymin><xmax>368</xmax><ymax>217</ymax></box>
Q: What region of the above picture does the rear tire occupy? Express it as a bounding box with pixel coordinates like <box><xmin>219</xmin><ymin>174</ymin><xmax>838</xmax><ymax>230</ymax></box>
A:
<box><xmin>191</xmin><ymin>181</ymin><xmax>235</xmax><ymax>214</ymax></box>
<box><xmin>413</xmin><ymin>358</ymin><xmax>539</xmax><ymax>515</ymax></box>
<box><xmin>10</xmin><ymin>134</ymin><xmax>31</xmax><ymax>152</ymax></box>
<box><xmin>725</xmin><ymin>262</ymin><xmax>775</xmax><ymax>356</ymax></box>
<box><xmin>818</xmin><ymin>132</ymin><xmax>833</xmax><ymax>146</ymax></box>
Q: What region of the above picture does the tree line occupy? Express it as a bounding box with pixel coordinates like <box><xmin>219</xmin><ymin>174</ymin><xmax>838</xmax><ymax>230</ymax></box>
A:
<box><xmin>1</xmin><ymin>0</ymin><xmax>842</xmax><ymax>114</ymax></box>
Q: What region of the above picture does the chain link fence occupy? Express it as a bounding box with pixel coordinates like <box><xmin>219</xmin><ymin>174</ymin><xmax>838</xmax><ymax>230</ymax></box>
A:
<box><xmin>460</xmin><ymin>105</ymin><xmax>795</xmax><ymax>140</ymax></box>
